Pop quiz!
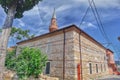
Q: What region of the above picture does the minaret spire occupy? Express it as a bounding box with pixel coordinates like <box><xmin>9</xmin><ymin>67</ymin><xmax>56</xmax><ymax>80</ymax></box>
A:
<box><xmin>52</xmin><ymin>8</ymin><xmax>56</xmax><ymax>18</ymax></box>
<box><xmin>49</xmin><ymin>8</ymin><xmax>58</xmax><ymax>32</ymax></box>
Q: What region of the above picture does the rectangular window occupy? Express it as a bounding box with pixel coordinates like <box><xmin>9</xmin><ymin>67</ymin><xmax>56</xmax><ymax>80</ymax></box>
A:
<box><xmin>89</xmin><ymin>63</ymin><xmax>92</xmax><ymax>74</ymax></box>
<box><xmin>96</xmin><ymin>64</ymin><xmax>98</xmax><ymax>73</ymax></box>
<box><xmin>45</xmin><ymin>62</ymin><xmax>50</xmax><ymax>74</ymax></box>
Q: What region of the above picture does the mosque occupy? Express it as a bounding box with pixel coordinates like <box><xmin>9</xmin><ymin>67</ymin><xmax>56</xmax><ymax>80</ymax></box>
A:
<box><xmin>16</xmin><ymin>10</ymin><xmax>119</xmax><ymax>80</ymax></box>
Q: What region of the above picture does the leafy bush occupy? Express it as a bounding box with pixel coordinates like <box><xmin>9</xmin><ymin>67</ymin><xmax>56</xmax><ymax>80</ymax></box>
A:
<box><xmin>5</xmin><ymin>47</ymin><xmax>48</xmax><ymax>79</ymax></box>
<box><xmin>5</xmin><ymin>49</ymin><xmax>16</xmax><ymax>70</ymax></box>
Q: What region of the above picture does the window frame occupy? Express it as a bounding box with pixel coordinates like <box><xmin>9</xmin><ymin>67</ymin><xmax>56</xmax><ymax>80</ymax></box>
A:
<box><xmin>45</xmin><ymin>61</ymin><xmax>50</xmax><ymax>74</ymax></box>
<box><xmin>96</xmin><ymin>64</ymin><xmax>98</xmax><ymax>73</ymax></box>
<box><xmin>89</xmin><ymin>63</ymin><xmax>92</xmax><ymax>74</ymax></box>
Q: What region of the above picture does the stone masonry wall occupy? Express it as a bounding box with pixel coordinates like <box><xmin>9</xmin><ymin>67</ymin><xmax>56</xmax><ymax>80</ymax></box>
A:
<box><xmin>16</xmin><ymin>31</ymin><xmax>76</xmax><ymax>80</ymax></box>
<box><xmin>16</xmin><ymin>29</ymin><xmax>109</xmax><ymax>80</ymax></box>
<box><xmin>73</xmin><ymin>31</ymin><xmax>109</xmax><ymax>80</ymax></box>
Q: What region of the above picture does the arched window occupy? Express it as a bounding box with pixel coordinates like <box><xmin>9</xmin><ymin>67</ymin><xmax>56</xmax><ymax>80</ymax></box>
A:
<box><xmin>45</xmin><ymin>62</ymin><xmax>50</xmax><ymax>74</ymax></box>
<box><xmin>96</xmin><ymin>64</ymin><xmax>98</xmax><ymax>73</ymax></box>
<box><xmin>89</xmin><ymin>63</ymin><xmax>92</xmax><ymax>74</ymax></box>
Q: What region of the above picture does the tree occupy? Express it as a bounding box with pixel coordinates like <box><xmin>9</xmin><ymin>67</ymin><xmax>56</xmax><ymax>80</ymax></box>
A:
<box><xmin>5</xmin><ymin>47</ymin><xmax>47</xmax><ymax>79</ymax></box>
<box><xmin>0</xmin><ymin>27</ymin><xmax>35</xmax><ymax>45</ymax></box>
<box><xmin>0</xmin><ymin>0</ymin><xmax>42</xmax><ymax>79</ymax></box>
<box><xmin>5</xmin><ymin>49</ymin><xmax>16</xmax><ymax>71</ymax></box>
<box><xmin>10</xmin><ymin>27</ymin><xmax>34</xmax><ymax>40</ymax></box>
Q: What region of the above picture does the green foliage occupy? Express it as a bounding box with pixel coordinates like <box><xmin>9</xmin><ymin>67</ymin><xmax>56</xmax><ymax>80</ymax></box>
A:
<box><xmin>5</xmin><ymin>47</ymin><xmax>48</xmax><ymax>79</ymax></box>
<box><xmin>10</xmin><ymin>27</ymin><xmax>35</xmax><ymax>40</ymax></box>
<box><xmin>0</xmin><ymin>0</ymin><xmax>42</xmax><ymax>18</ymax></box>
<box><xmin>0</xmin><ymin>27</ymin><xmax>35</xmax><ymax>40</ymax></box>
<box><xmin>5</xmin><ymin>49</ymin><xmax>16</xmax><ymax>70</ymax></box>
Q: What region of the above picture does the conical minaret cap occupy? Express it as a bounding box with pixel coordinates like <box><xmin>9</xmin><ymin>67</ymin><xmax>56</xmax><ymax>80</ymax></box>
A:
<box><xmin>52</xmin><ymin>8</ymin><xmax>56</xmax><ymax>18</ymax></box>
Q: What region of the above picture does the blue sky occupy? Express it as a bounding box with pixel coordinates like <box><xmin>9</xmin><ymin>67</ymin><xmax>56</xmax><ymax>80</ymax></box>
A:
<box><xmin>0</xmin><ymin>0</ymin><xmax>120</xmax><ymax>60</ymax></box>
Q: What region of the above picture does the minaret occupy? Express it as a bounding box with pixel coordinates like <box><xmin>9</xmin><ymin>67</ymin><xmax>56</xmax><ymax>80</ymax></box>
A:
<box><xmin>49</xmin><ymin>8</ymin><xmax>58</xmax><ymax>32</ymax></box>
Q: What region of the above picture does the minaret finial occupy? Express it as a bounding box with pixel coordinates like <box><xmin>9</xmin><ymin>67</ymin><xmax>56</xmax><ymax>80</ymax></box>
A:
<box><xmin>52</xmin><ymin>8</ymin><xmax>56</xmax><ymax>18</ymax></box>
<box><xmin>49</xmin><ymin>8</ymin><xmax>58</xmax><ymax>32</ymax></box>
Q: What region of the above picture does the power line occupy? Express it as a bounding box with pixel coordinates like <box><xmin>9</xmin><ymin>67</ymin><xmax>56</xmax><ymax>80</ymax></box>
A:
<box><xmin>79</xmin><ymin>0</ymin><xmax>113</xmax><ymax>50</ymax></box>
<box><xmin>91</xmin><ymin>0</ymin><xmax>110</xmax><ymax>43</ymax></box>
<box><xmin>90</xmin><ymin>0</ymin><xmax>120</xmax><ymax>59</ymax></box>
<box><xmin>79</xmin><ymin>6</ymin><xmax>90</xmax><ymax>27</ymax></box>
<box><xmin>79</xmin><ymin>0</ymin><xmax>110</xmax><ymax>44</ymax></box>
<box><xmin>79</xmin><ymin>0</ymin><xmax>98</xmax><ymax>27</ymax></box>
<box><xmin>91</xmin><ymin>0</ymin><xmax>118</xmax><ymax>48</ymax></box>
<box><xmin>88</xmin><ymin>0</ymin><xmax>118</xmax><ymax>57</ymax></box>
<box><xmin>88</xmin><ymin>0</ymin><xmax>108</xmax><ymax>42</ymax></box>
<box><xmin>88</xmin><ymin>0</ymin><xmax>110</xmax><ymax>43</ymax></box>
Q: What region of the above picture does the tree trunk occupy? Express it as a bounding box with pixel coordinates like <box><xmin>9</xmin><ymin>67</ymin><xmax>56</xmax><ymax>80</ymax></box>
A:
<box><xmin>0</xmin><ymin>4</ymin><xmax>16</xmax><ymax>80</ymax></box>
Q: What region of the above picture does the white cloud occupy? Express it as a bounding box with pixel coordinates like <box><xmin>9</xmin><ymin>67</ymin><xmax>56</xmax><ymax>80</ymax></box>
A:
<box><xmin>20</xmin><ymin>0</ymin><xmax>120</xmax><ymax>29</ymax></box>
<box><xmin>36</xmin><ymin>29</ymin><xmax>48</xmax><ymax>36</ymax></box>
<box><xmin>23</xmin><ymin>5</ymin><xmax>39</xmax><ymax>16</ymax></box>
<box><xmin>22</xmin><ymin>0</ymin><xmax>120</xmax><ymax>27</ymax></box>
<box><xmin>80</xmin><ymin>21</ymin><xmax>97</xmax><ymax>29</ymax></box>
<box><xmin>87</xmin><ymin>22</ymin><xmax>96</xmax><ymax>28</ymax></box>
<box><xmin>57</xmin><ymin>5</ymin><xmax>71</xmax><ymax>12</ymax></box>
<box><xmin>23</xmin><ymin>4</ymin><xmax>52</xmax><ymax>24</ymax></box>
<box><xmin>73</xmin><ymin>0</ymin><xmax>120</xmax><ymax>8</ymax></box>
<box><xmin>17</xmin><ymin>19</ymin><xmax>25</xmax><ymax>27</ymax></box>
<box><xmin>1</xmin><ymin>0</ymin><xmax>119</xmax><ymax>35</ymax></box>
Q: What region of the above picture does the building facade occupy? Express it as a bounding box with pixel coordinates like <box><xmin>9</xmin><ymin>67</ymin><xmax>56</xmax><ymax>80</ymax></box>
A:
<box><xmin>16</xmin><ymin>25</ymin><xmax>110</xmax><ymax>80</ymax></box>
<box><xmin>16</xmin><ymin>10</ymin><xmax>117</xmax><ymax>80</ymax></box>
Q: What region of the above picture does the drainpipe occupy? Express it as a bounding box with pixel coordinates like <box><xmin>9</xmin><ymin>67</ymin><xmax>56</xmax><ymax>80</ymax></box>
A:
<box><xmin>79</xmin><ymin>31</ymin><xmax>83</xmax><ymax>80</ymax></box>
<box><xmin>63</xmin><ymin>30</ymin><xmax>66</xmax><ymax>80</ymax></box>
